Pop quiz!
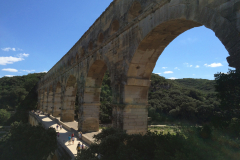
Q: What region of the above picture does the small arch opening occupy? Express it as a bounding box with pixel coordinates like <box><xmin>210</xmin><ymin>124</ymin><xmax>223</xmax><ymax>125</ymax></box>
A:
<box><xmin>98</xmin><ymin>32</ymin><xmax>104</xmax><ymax>44</ymax></box>
<box><xmin>111</xmin><ymin>20</ymin><xmax>120</xmax><ymax>34</ymax></box>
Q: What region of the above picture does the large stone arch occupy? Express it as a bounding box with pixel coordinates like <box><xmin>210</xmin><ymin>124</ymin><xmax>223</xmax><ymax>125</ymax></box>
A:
<box><xmin>79</xmin><ymin>60</ymin><xmax>108</xmax><ymax>132</ymax></box>
<box><xmin>53</xmin><ymin>81</ymin><xmax>62</xmax><ymax>117</ymax></box>
<box><xmin>121</xmin><ymin>1</ymin><xmax>240</xmax><ymax>134</ymax></box>
<box><xmin>37</xmin><ymin>0</ymin><xmax>240</xmax><ymax>134</ymax></box>
<box><xmin>61</xmin><ymin>75</ymin><xmax>77</xmax><ymax>122</ymax></box>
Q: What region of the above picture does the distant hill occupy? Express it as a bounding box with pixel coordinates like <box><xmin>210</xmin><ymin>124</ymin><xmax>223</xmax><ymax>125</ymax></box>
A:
<box><xmin>148</xmin><ymin>74</ymin><xmax>220</xmax><ymax>124</ymax></box>
<box><xmin>174</xmin><ymin>78</ymin><xmax>216</xmax><ymax>93</ymax></box>
<box><xmin>0</xmin><ymin>73</ymin><xmax>46</xmax><ymax>111</ymax></box>
<box><xmin>0</xmin><ymin>72</ymin><xmax>219</xmax><ymax>125</ymax></box>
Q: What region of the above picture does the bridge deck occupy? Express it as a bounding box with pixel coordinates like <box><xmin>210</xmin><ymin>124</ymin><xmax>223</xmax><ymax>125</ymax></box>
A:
<box><xmin>34</xmin><ymin>113</ymin><xmax>100</xmax><ymax>159</ymax></box>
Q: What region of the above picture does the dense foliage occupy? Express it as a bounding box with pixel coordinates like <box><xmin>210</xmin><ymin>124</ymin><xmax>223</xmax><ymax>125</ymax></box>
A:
<box><xmin>0</xmin><ymin>73</ymin><xmax>46</xmax><ymax>124</ymax></box>
<box><xmin>148</xmin><ymin>74</ymin><xmax>220</xmax><ymax>124</ymax></box>
<box><xmin>0</xmin><ymin>73</ymin><xmax>46</xmax><ymax>110</ymax></box>
<box><xmin>75</xmin><ymin>127</ymin><xmax>240</xmax><ymax>160</ymax></box>
<box><xmin>0</xmin><ymin>109</ymin><xmax>11</xmax><ymax>125</ymax></box>
<box><xmin>100</xmin><ymin>72</ymin><xmax>112</xmax><ymax>123</ymax></box>
<box><xmin>0</xmin><ymin>122</ymin><xmax>57</xmax><ymax>160</ymax></box>
<box><xmin>99</xmin><ymin>72</ymin><xmax>221</xmax><ymax>125</ymax></box>
<box><xmin>212</xmin><ymin>69</ymin><xmax>240</xmax><ymax>137</ymax></box>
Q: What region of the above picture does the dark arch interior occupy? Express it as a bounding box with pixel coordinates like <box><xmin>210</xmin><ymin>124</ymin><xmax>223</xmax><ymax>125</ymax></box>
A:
<box><xmin>98</xmin><ymin>32</ymin><xmax>104</xmax><ymax>44</ymax></box>
<box><xmin>86</xmin><ymin>60</ymin><xmax>108</xmax><ymax>88</ymax></box>
<box><xmin>111</xmin><ymin>20</ymin><xmax>120</xmax><ymax>34</ymax></box>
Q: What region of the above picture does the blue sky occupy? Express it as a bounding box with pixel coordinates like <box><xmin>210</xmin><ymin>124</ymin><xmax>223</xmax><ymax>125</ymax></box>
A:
<box><xmin>0</xmin><ymin>0</ymin><xmax>234</xmax><ymax>80</ymax></box>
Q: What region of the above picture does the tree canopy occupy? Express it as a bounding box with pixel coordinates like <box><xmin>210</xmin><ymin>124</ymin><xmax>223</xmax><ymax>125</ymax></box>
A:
<box><xmin>0</xmin><ymin>122</ymin><xmax>57</xmax><ymax>160</ymax></box>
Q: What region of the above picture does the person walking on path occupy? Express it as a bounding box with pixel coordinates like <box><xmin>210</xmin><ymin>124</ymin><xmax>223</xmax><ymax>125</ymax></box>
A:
<box><xmin>71</xmin><ymin>132</ymin><xmax>74</xmax><ymax>138</ymax></box>
<box><xmin>57</xmin><ymin>132</ymin><xmax>59</xmax><ymax>138</ymax></box>
<box><xmin>68</xmin><ymin>135</ymin><xmax>71</xmax><ymax>145</ymax></box>
<box><xmin>81</xmin><ymin>143</ymin><xmax>85</xmax><ymax>150</ymax></box>
<box><xmin>76</xmin><ymin>142</ymin><xmax>81</xmax><ymax>153</ymax></box>
<box><xmin>78</xmin><ymin>132</ymin><xmax>82</xmax><ymax>140</ymax></box>
<box><xmin>56</xmin><ymin>125</ymin><xmax>59</xmax><ymax>130</ymax></box>
<box><xmin>72</xmin><ymin>136</ymin><xmax>75</xmax><ymax>145</ymax></box>
<box><xmin>60</xmin><ymin>124</ymin><xmax>62</xmax><ymax>130</ymax></box>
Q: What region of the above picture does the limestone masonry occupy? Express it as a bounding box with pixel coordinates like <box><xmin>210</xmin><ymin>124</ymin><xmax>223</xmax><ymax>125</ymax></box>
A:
<box><xmin>37</xmin><ymin>0</ymin><xmax>240</xmax><ymax>134</ymax></box>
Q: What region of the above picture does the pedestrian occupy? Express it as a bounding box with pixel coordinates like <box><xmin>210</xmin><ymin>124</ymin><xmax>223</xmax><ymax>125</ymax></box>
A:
<box><xmin>68</xmin><ymin>135</ymin><xmax>71</xmax><ymax>145</ymax></box>
<box><xmin>78</xmin><ymin>132</ymin><xmax>82</xmax><ymax>140</ymax></box>
<box><xmin>72</xmin><ymin>136</ymin><xmax>75</xmax><ymax>145</ymax></box>
<box><xmin>60</xmin><ymin>124</ymin><xmax>62</xmax><ymax>130</ymax></box>
<box><xmin>76</xmin><ymin>142</ymin><xmax>81</xmax><ymax>153</ymax></box>
<box><xmin>57</xmin><ymin>132</ymin><xmax>59</xmax><ymax>138</ymax></box>
<box><xmin>56</xmin><ymin>125</ymin><xmax>59</xmax><ymax>130</ymax></box>
<box><xmin>71</xmin><ymin>132</ymin><xmax>74</xmax><ymax>138</ymax></box>
<box><xmin>82</xmin><ymin>143</ymin><xmax>84</xmax><ymax>150</ymax></box>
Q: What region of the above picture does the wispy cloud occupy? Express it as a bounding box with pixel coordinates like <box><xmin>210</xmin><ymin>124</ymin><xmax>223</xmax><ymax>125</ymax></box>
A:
<box><xmin>180</xmin><ymin>38</ymin><xmax>197</xmax><ymax>44</ymax></box>
<box><xmin>21</xmin><ymin>69</ymin><xmax>35</xmax><ymax>73</ymax></box>
<box><xmin>174</xmin><ymin>67</ymin><xmax>180</xmax><ymax>70</ymax></box>
<box><xmin>1</xmin><ymin>47</ymin><xmax>16</xmax><ymax>51</ymax></box>
<box><xmin>18</xmin><ymin>53</ymin><xmax>29</xmax><ymax>58</ymax></box>
<box><xmin>183</xmin><ymin>63</ymin><xmax>193</xmax><ymax>67</ymax></box>
<box><xmin>162</xmin><ymin>67</ymin><xmax>167</xmax><ymax>69</ymax></box>
<box><xmin>169</xmin><ymin>77</ymin><xmax>177</xmax><ymax>80</ymax></box>
<box><xmin>2</xmin><ymin>68</ymin><xmax>18</xmax><ymax>72</ymax></box>
<box><xmin>164</xmin><ymin>71</ymin><xmax>173</xmax><ymax>74</ymax></box>
<box><xmin>4</xmin><ymin>75</ymin><xmax>15</xmax><ymax>77</ymax></box>
<box><xmin>204</xmin><ymin>63</ymin><xmax>223</xmax><ymax>67</ymax></box>
<box><xmin>195</xmin><ymin>65</ymin><xmax>200</xmax><ymax>68</ymax></box>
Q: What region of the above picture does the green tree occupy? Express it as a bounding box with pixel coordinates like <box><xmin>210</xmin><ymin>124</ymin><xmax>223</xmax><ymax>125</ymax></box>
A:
<box><xmin>0</xmin><ymin>109</ymin><xmax>11</xmax><ymax>125</ymax></box>
<box><xmin>75</xmin><ymin>128</ymin><xmax>239</xmax><ymax>160</ymax></box>
<box><xmin>214</xmin><ymin>69</ymin><xmax>240</xmax><ymax>110</ymax></box>
<box><xmin>213</xmin><ymin>69</ymin><xmax>240</xmax><ymax>137</ymax></box>
<box><xmin>0</xmin><ymin>122</ymin><xmax>57</xmax><ymax>160</ymax></box>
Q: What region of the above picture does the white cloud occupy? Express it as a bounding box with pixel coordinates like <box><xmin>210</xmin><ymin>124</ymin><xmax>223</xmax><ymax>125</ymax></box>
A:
<box><xmin>204</xmin><ymin>63</ymin><xmax>223</xmax><ymax>67</ymax></box>
<box><xmin>162</xmin><ymin>67</ymin><xmax>167</xmax><ymax>69</ymax></box>
<box><xmin>1</xmin><ymin>47</ymin><xmax>16</xmax><ymax>51</ymax></box>
<box><xmin>18</xmin><ymin>53</ymin><xmax>29</xmax><ymax>58</ymax></box>
<box><xmin>21</xmin><ymin>69</ymin><xmax>35</xmax><ymax>73</ymax></box>
<box><xmin>0</xmin><ymin>56</ymin><xmax>24</xmax><ymax>65</ymax></box>
<box><xmin>0</xmin><ymin>53</ymin><xmax>29</xmax><ymax>65</ymax></box>
<box><xmin>2</xmin><ymin>68</ymin><xmax>18</xmax><ymax>72</ymax></box>
<box><xmin>169</xmin><ymin>77</ymin><xmax>177</xmax><ymax>80</ymax></box>
<box><xmin>174</xmin><ymin>67</ymin><xmax>180</xmax><ymax>70</ymax></box>
<box><xmin>195</xmin><ymin>65</ymin><xmax>200</xmax><ymax>68</ymax></box>
<box><xmin>164</xmin><ymin>71</ymin><xmax>173</xmax><ymax>74</ymax></box>
<box><xmin>183</xmin><ymin>63</ymin><xmax>193</xmax><ymax>67</ymax></box>
<box><xmin>4</xmin><ymin>75</ymin><xmax>15</xmax><ymax>77</ymax></box>
<box><xmin>180</xmin><ymin>38</ymin><xmax>197</xmax><ymax>44</ymax></box>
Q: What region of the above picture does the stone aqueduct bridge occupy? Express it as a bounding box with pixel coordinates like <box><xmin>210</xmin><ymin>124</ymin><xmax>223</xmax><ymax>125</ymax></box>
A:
<box><xmin>37</xmin><ymin>0</ymin><xmax>240</xmax><ymax>134</ymax></box>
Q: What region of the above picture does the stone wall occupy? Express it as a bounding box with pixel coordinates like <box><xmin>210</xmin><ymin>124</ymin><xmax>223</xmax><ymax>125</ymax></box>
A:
<box><xmin>37</xmin><ymin>0</ymin><xmax>240</xmax><ymax>134</ymax></box>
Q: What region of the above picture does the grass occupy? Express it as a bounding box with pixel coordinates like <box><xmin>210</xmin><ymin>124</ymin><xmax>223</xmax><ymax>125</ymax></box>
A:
<box><xmin>148</xmin><ymin>124</ymin><xmax>240</xmax><ymax>160</ymax></box>
<box><xmin>148</xmin><ymin>126</ymin><xmax>180</xmax><ymax>135</ymax></box>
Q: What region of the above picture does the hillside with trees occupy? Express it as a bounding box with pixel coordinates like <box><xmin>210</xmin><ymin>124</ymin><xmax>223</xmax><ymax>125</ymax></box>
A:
<box><xmin>0</xmin><ymin>73</ymin><xmax>46</xmax><ymax>125</ymax></box>
<box><xmin>100</xmin><ymin>73</ymin><xmax>220</xmax><ymax>125</ymax></box>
